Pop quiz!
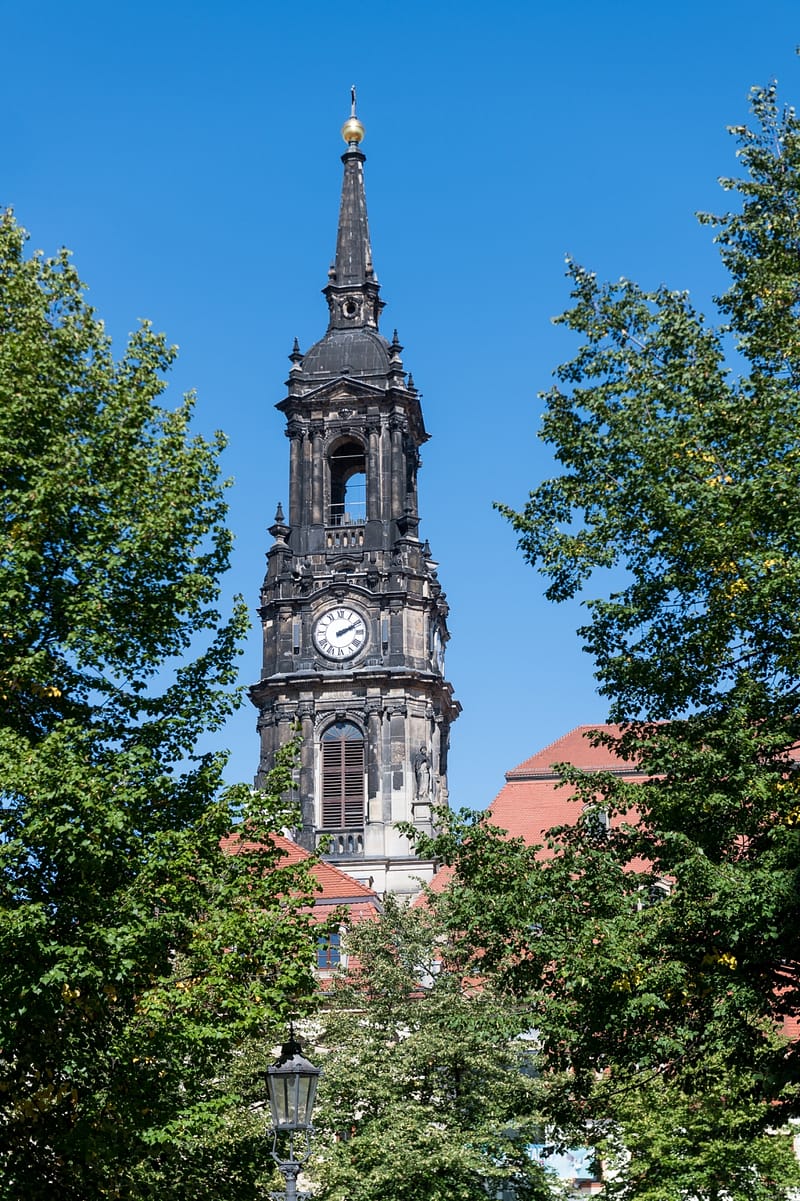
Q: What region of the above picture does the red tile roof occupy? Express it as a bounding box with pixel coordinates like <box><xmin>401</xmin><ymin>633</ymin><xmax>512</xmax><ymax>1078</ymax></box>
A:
<box><xmin>221</xmin><ymin>831</ymin><xmax>381</xmax><ymax>923</ymax></box>
<box><xmin>490</xmin><ymin>725</ymin><xmax>641</xmax><ymax>847</ymax></box>
<box><xmin>418</xmin><ymin>727</ymin><xmax>639</xmax><ymax>896</ymax></box>
<box><xmin>506</xmin><ymin>724</ymin><xmax>641</xmax><ymax>780</ymax></box>
<box><xmin>783</xmin><ymin>1015</ymin><xmax>800</xmax><ymax>1041</ymax></box>
<box><xmin>421</xmin><ymin>862</ymin><xmax>455</xmax><ymax>896</ymax></box>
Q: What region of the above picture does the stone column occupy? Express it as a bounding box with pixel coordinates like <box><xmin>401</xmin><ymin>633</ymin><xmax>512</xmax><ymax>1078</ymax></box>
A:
<box><xmin>366</xmin><ymin>700</ymin><xmax>383</xmax><ymax>824</ymax></box>
<box><xmin>275</xmin><ymin>702</ymin><xmax>296</xmax><ymax>766</ymax></box>
<box><xmin>389</xmin><ymin>415</ymin><xmax>406</xmax><ymax>522</ymax></box>
<box><xmin>389</xmin><ymin>597</ymin><xmax>405</xmax><ymax>666</ymax></box>
<box><xmin>381</xmin><ymin>418</ymin><xmax>392</xmax><ymax>526</ymax></box>
<box><xmin>287</xmin><ymin>422</ymin><xmax>304</xmax><ymax>528</ymax></box>
<box><xmin>388</xmin><ymin>702</ymin><xmax>407</xmax><ymax>823</ymax></box>
<box><xmin>310</xmin><ymin>423</ymin><xmax>325</xmax><ymax>527</ymax></box>
<box><xmin>365</xmin><ymin>417</ymin><xmax>381</xmax><ymax>520</ymax></box>
<box><xmin>296</xmin><ymin>700</ymin><xmax>316</xmax><ymax>851</ymax></box>
<box><xmin>431</xmin><ymin>716</ymin><xmax>442</xmax><ymax>804</ymax></box>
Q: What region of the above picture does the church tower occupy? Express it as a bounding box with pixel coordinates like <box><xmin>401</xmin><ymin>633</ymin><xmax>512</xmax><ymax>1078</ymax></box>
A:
<box><xmin>251</xmin><ymin>100</ymin><xmax>459</xmax><ymax>896</ymax></box>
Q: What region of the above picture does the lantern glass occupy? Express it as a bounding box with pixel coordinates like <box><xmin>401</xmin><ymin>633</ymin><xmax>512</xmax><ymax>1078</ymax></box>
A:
<box><xmin>267</xmin><ymin>1039</ymin><xmax>321</xmax><ymax>1132</ymax></box>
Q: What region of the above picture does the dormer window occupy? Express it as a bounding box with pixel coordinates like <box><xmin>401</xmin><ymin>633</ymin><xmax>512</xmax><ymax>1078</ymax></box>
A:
<box><xmin>648</xmin><ymin>878</ymin><xmax>672</xmax><ymax>904</ymax></box>
<box><xmin>636</xmin><ymin>877</ymin><xmax>673</xmax><ymax>911</ymax></box>
<box><xmin>316</xmin><ymin>930</ymin><xmax>342</xmax><ymax>969</ymax></box>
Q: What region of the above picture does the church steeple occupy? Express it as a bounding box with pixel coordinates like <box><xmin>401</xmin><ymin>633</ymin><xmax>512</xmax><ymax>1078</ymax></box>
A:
<box><xmin>324</xmin><ymin>88</ymin><xmax>384</xmax><ymax>331</ymax></box>
<box><xmin>251</xmin><ymin>96</ymin><xmax>459</xmax><ymax>899</ymax></box>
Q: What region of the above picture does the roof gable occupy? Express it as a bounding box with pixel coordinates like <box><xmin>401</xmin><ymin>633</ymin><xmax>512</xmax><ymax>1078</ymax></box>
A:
<box><xmin>221</xmin><ymin>830</ymin><xmax>381</xmax><ymax>921</ymax></box>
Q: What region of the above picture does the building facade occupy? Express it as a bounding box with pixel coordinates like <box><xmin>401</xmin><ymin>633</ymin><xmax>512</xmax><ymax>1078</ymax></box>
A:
<box><xmin>250</xmin><ymin>105</ymin><xmax>459</xmax><ymax>897</ymax></box>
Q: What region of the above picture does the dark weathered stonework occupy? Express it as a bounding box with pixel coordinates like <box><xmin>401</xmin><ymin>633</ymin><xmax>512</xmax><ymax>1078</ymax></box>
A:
<box><xmin>250</xmin><ymin>114</ymin><xmax>459</xmax><ymax>896</ymax></box>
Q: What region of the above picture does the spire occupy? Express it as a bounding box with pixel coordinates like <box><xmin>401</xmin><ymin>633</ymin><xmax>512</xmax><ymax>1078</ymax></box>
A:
<box><xmin>324</xmin><ymin>88</ymin><xmax>384</xmax><ymax>331</ymax></box>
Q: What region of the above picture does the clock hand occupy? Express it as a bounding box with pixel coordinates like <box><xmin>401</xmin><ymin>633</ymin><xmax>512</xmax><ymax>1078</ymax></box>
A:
<box><xmin>335</xmin><ymin>621</ymin><xmax>360</xmax><ymax>638</ymax></box>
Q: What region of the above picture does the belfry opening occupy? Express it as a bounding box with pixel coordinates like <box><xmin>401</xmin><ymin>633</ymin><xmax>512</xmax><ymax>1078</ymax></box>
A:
<box><xmin>328</xmin><ymin>440</ymin><xmax>366</xmax><ymax>526</ymax></box>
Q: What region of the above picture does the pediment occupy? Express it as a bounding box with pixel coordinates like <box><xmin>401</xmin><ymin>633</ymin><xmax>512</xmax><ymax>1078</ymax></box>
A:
<box><xmin>296</xmin><ymin>376</ymin><xmax>386</xmax><ymax>405</ymax></box>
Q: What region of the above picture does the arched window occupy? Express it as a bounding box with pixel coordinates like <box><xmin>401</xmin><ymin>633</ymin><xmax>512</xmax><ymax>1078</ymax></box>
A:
<box><xmin>321</xmin><ymin>721</ymin><xmax>365</xmax><ymax>830</ymax></box>
<box><xmin>329</xmin><ymin>440</ymin><xmax>366</xmax><ymax>526</ymax></box>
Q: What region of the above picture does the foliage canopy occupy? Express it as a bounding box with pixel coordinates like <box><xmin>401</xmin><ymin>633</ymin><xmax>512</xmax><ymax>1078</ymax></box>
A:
<box><xmin>0</xmin><ymin>211</ymin><xmax>318</xmax><ymax>1199</ymax></box>
<box><xmin>413</xmin><ymin>82</ymin><xmax>800</xmax><ymax>1199</ymax></box>
<box><xmin>311</xmin><ymin>896</ymin><xmax>566</xmax><ymax>1201</ymax></box>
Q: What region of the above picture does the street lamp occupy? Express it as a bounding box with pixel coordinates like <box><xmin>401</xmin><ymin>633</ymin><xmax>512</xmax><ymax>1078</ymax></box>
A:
<box><xmin>266</xmin><ymin>1029</ymin><xmax>321</xmax><ymax>1201</ymax></box>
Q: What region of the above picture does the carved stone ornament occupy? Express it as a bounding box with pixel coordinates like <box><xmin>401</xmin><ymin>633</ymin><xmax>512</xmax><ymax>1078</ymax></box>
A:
<box><xmin>340</xmin><ymin>296</ymin><xmax>361</xmax><ymax>321</ymax></box>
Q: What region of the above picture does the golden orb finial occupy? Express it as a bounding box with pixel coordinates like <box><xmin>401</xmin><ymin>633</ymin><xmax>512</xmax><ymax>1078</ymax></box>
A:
<box><xmin>341</xmin><ymin>116</ymin><xmax>365</xmax><ymax>144</ymax></box>
<box><xmin>341</xmin><ymin>84</ymin><xmax>365</xmax><ymax>144</ymax></box>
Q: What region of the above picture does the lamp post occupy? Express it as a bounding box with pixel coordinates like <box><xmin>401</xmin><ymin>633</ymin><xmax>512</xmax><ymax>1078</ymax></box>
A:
<box><xmin>266</xmin><ymin>1029</ymin><xmax>321</xmax><ymax>1201</ymax></box>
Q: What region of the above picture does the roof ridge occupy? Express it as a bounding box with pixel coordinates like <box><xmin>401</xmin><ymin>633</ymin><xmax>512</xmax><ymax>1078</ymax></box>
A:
<box><xmin>506</xmin><ymin>724</ymin><xmax>615</xmax><ymax>779</ymax></box>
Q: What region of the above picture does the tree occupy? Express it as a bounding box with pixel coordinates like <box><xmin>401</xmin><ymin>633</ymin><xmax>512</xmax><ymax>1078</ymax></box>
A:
<box><xmin>310</xmin><ymin>895</ymin><xmax>564</xmax><ymax>1201</ymax></box>
<box><xmin>499</xmin><ymin>78</ymin><xmax>800</xmax><ymax>1091</ymax></box>
<box><xmin>410</xmin><ymin>81</ymin><xmax>800</xmax><ymax>1197</ymax></box>
<box><xmin>414</xmin><ymin>807</ymin><xmax>800</xmax><ymax>1200</ymax></box>
<box><xmin>596</xmin><ymin>1053</ymin><xmax>800</xmax><ymax>1201</ymax></box>
<box><xmin>0</xmin><ymin>210</ymin><xmax>319</xmax><ymax>1199</ymax></box>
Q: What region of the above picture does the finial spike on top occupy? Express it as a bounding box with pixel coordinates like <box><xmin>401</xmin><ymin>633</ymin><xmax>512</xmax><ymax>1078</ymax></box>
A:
<box><xmin>341</xmin><ymin>85</ymin><xmax>365</xmax><ymax>145</ymax></box>
<box><xmin>268</xmin><ymin>502</ymin><xmax>289</xmax><ymax>543</ymax></box>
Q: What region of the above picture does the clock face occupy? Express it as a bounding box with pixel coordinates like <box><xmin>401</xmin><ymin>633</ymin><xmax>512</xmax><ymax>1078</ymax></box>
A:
<box><xmin>313</xmin><ymin>606</ymin><xmax>368</xmax><ymax>660</ymax></box>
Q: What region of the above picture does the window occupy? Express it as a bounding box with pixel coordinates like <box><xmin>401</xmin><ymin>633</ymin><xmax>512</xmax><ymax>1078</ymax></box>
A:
<box><xmin>317</xmin><ymin>931</ymin><xmax>341</xmax><ymax>969</ymax></box>
<box><xmin>321</xmin><ymin>721</ymin><xmax>365</xmax><ymax>830</ymax></box>
<box><xmin>329</xmin><ymin>440</ymin><xmax>366</xmax><ymax>525</ymax></box>
<box><xmin>648</xmin><ymin>878</ymin><xmax>672</xmax><ymax>904</ymax></box>
<box><xmin>580</xmin><ymin>802</ymin><xmax>609</xmax><ymax>840</ymax></box>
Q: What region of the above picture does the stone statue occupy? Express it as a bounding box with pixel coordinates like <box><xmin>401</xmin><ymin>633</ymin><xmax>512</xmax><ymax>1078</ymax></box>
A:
<box><xmin>414</xmin><ymin>745</ymin><xmax>432</xmax><ymax>801</ymax></box>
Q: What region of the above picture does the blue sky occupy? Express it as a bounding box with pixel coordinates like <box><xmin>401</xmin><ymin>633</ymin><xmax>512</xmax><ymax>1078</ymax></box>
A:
<box><xmin>3</xmin><ymin>1</ymin><xmax>799</xmax><ymax>810</ymax></box>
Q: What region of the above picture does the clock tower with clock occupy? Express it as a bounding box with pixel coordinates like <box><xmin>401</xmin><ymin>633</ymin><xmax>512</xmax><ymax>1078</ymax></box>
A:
<box><xmin>250</xmin><ymin>101</ymin><xmax>459</xmax><ymax>896</ymax></box>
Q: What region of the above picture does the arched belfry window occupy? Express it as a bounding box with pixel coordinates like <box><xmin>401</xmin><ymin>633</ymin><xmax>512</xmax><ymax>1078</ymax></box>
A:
<box><xmin>329</xmin><ymin>440</ymin><xmax>366</xmax><ymax>526</ymax></box>
<box><xmin>321</xmin><ymin>721</ymin><xmax>365</xmax><ymax>830</ymax></box>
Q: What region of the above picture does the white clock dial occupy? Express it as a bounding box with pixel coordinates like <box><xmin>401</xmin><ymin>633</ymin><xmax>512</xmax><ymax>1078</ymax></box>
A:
<box><xmin>313</xmin><ymin>606</ymin><xmax>368</xmax><ymax>660</ymax></box>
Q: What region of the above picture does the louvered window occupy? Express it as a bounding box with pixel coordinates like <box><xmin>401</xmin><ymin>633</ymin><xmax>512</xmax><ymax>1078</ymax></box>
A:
<box><xmin>321</xmin><ymin>721</ymin><xmax>365</xmax><ymax>830</ymax></box>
